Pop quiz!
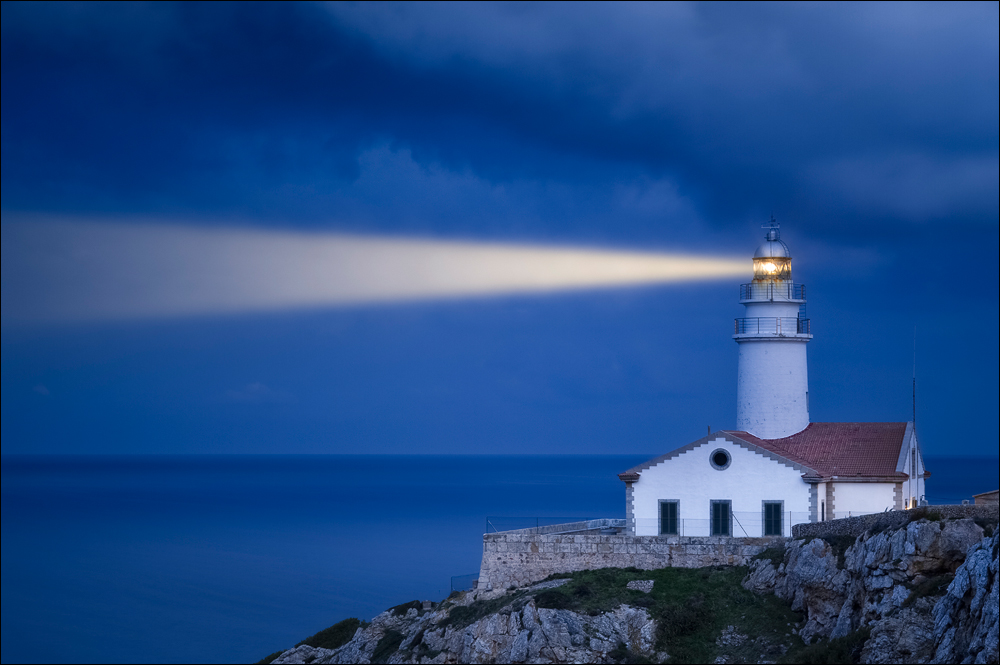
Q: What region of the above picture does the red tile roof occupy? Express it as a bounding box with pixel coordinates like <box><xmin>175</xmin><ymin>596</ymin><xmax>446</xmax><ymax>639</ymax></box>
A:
<box><xmin>723</xmin><ymin>422</ymin><xmax>909</xmax><ymax>479</ymax></box>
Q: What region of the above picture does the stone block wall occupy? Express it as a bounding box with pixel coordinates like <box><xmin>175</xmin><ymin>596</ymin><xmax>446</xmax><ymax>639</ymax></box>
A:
<box><xmin>791</xmin><ymin>504</ymin><xmax>999</xmax><ymax>540</ymax></box>
<box><xmin>476</xmin><ymin>506</ymin><xmax>1000</xmax><ymax>592</ymax></box>
<box><xmin>478</xmin><ymin>528</ymin><xmax>781</xmax><ymax>590</ymax></box>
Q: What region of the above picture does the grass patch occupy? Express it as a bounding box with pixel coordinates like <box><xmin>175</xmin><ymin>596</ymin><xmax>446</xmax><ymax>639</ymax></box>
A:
<box><xmin>438</xmin><ymin>590</ymin><xmax>531</xmax><ymax>630</ymax></box>
<box><xmin>295</xmin><ymin>617</ymin><xmax>365</xmax><ymax>651</ymax></box>
<box><xmin>753</xmin><ymin>543</ymin><xmax>787</xmax><ymax>566</ymax></box>
<box><xmin>405</xmin><ymin>628</ymin><xmax>443</xmax><ymax>663</ymax></box>
<box><xmin>261</xmin><ymin>617</ymin><xmax>366</xmax><ymax>664</ymax></box>
<box><xmin>903</xmin><ymin>573</ymin><xmax>954</xmax><ymax>607</ymax></box>
<box><xmin>389</xmin><ymin>599</ymin><xmax>424</xmax><ymax>617</ymax></box>
<box><xmin>779</xmin><ymin>627</ymin><xmax>870</xmax><ymax>664</ymax></box>
<box><xmin>481</xmin><ymin>566</ymin><xmax>802</xmax><ymax>664</ymax></box>
<box><xmin>542</xmin><ymin>572</ymin><xmax>575</xmax><ymax>581</ymax></box>
<box><xmin>371</xmin><ymin>629</ymin><xmax>405</xmax><ymax>663</ymax></box>
<box><xmin>906</xmin><ymin>506</ymin><xmax>942</xmax><ymax>523</ymax></box>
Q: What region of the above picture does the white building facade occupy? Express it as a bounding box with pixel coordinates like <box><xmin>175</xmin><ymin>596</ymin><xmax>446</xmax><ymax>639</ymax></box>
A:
<box><xmin>620</xmin><ymin>223</ymin><xmax>928</xmax><ymax>536</ymax></box>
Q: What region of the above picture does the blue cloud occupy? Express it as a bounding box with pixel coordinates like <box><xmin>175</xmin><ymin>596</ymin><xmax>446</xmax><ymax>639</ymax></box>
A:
<box><xmin>1</xmin><ymin>2</ymin><xmax>996</xmax><ymax>455</ymax></box>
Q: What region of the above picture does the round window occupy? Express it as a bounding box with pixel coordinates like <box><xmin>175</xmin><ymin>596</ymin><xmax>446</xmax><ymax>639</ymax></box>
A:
<box><xmin>710</xmin><ymin>448</ymin><xmax>731</xmax><ymax>470</ymax></box>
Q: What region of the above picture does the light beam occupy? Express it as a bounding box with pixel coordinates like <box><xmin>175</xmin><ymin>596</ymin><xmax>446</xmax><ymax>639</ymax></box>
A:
<box><xmin>2</xmin><ymin>218</ymin><xmax>747</xmax><ymax>324</ymax></box>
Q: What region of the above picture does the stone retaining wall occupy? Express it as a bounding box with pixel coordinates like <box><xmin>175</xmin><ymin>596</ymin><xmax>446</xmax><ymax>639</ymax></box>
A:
<box><xmin>791</xmin><ymin>504</ymin><xmax>998</xmax><ymax>540</ymax></box>
<box><xmin>478</xmin><ymin>530</ymin><xmax>781</xmax><ymax>590</ymax></box>
<box><xmin>477</xmin><ymin>506</ymin><xmax>999</xmax><ymax>592</ymax></box>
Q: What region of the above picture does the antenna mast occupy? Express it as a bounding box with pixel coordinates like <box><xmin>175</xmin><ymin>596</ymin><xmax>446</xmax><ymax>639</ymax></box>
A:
<box><xmin>913</xmin><ymin>326</ymin><xmax>917</xmax><ymax>428</ymax></box>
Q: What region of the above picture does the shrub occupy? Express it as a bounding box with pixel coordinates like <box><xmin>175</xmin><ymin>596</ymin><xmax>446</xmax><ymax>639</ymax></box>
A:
<box><xmin>780</xmin><ymin>627</ymin><xmax>870</xmax><ymax>664</ymax></box>
<box><xmin>438</xmin><ymin>590</ymin><xmax>530</xmax><ymax>630</ymax></box>
<box><xmin>441</xmin><ymin>604</ymin><xmax>476</xmax><ymax>628</ymax></box>
<box><xmin>389</xmin><ymin>600</ymin><xmax>423</xmax><ymax>617</ymax></box>
<box><xmin>608</xmin><ymin>642</ymin><xmax>629</xmax><ymax>661</ymax></box>
<box><xmin>296</xmin><ymin>617</ymin><xmax>364</xmax><ymax>651</ymax></box>
<box><xmin>973</xmin><ymin>516</ymin><xmax>998</xmax><ymax>537</ymax></box>
<box><xmin>371</xmin><ymin>629</ymin><xmax>405</xmax><ymax>663</ymax></box>
<box><xmin>608</xmin><ymin>640</ymin><xmax>654</xmax><ymax>664</ymax></box>
<box><xmin>535</xmin><ymin>589</ymin><xmax>572</xmax><ymax>610</ymax></box>
<box><xmin>631</xmin><ymin>594</ymin><xmax>655</xmax><ymax>608</ymax></box>
<box><xmin>903</xmin><ymin>574</ymin><xmax>954</xmax><ymax>607</ymax></box>
<box><xmin>656</xmin><ymin>594</ymin><xmax>710</xmax><ymax>642</ymax></box>
<box><xmin>753</xmin><ymin>544</ymin><xmax>786</xmax><ymax>566</ymax></box>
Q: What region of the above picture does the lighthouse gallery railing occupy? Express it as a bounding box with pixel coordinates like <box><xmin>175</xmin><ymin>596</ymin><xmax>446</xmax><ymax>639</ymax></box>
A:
<box><xmin>734</xmin><ymin>317</ymin><xmax>811</xmax><ymax>335</ymax></box>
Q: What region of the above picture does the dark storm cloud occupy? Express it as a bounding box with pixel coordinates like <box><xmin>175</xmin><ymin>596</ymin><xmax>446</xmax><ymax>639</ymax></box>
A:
<box><xmin>3</xmin><ymin>2</ymin><xmax>996</xmax><ymax>238</ymax></box>
<box><xmin>2</xmin><ymin>2</ymin><xmax>997</xmax><ymax>456</ymax></box>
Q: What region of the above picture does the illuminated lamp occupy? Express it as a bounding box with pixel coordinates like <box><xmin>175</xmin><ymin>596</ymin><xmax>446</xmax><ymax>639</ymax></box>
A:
<box><xmin>752</xmin><ymin>226</ymin><xmax>792</xmax><ymax>281</ymax></box>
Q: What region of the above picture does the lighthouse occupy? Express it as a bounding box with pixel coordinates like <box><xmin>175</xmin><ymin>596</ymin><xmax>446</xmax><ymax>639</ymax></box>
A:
<box><xmin>734</xmin><ymin>220</ymin><xmax>811</xmax><ymax>439</ymax></box>
<box><xmin>617</xmin><ymin>221</ymin><xmax>926</xmax><ymax>537</ymax></box>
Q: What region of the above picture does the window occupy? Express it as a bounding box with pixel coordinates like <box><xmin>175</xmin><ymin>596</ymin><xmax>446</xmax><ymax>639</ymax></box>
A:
<box><xmin>659</xmin><ymin>501</ymin><xmax>679</xmax><ymax>535</ymax></box>
<box><xmin>763</xmin><ymin>501</ymin><xmax>783</xmax><ymax>536</ymax></box>
<box><xmin>711</xmin><ymin>500</ymin><xmax>731</xmax><ymax>536</ymax></box>
<box><xmin>709</xmin><ymin>448</ymin><xmax>731</xmax><ymax>470</ymax></box>
<box><xmin>911</xmin><ymin>449</ymin><xmax>917</xmax><ymax>479</ymax></box>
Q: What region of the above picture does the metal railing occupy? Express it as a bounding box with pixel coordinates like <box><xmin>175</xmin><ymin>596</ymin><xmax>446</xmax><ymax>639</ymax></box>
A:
<box><xmin>740</xmin><ymin>282</ymin><xmax>805</xmax><ymax>301</ymax></box>
<box><xmin>451</xmin><ymin>573</ymin><xmax>479</xmax><ymax>592</ymax></box>
<box><xmin>486</xmin><ymin>516</ymin><xmax>599</xmax><ymax>533</ymax></box>
<box><xmin>633</xmin><ymin>511</ymin><xmax>812</xmax><ymax>537</ymax></box>
<box><xmin>734</xmin><ymin>317</ymin><xmax>811</xmax><ymax>335</ymax></box>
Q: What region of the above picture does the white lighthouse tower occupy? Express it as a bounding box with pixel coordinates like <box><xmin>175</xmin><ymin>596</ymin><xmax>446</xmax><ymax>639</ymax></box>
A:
<box><xmin>734</xmin><ymin>220</ymin><xmax>812</xmax><ymax>439</ymax></box>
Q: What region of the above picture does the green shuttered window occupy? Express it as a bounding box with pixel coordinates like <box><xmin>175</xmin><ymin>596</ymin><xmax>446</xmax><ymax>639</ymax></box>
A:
<box><xmin>711</xmin><ymin>500</ymin><xmax>731</xmax><ymax>536</ymax></box>
<box><xmin>660</xmin><ymin>501</ymin><xmax>678</xmax><ymax>535</ymax></box>
<box><xmin>763</xmin><ymin>501</ymin><xmax>783</xmax><ymax>536</ymax></box>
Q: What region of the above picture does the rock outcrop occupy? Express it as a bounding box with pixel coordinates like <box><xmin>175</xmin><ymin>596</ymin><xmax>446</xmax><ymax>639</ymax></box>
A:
<box><xmin>272</xmin><ymin>580</ymin><xmax>661</xmax><ymax>664</ymax></box>
<box><xmin>931</xmin><ymin>531</ymin><xmax>999</xmax><ymax>665</ymax></box>
<box><xmin>744</xmin><ymin>518</ymin><xmax>998</xmax><ymax>664</ymax></box>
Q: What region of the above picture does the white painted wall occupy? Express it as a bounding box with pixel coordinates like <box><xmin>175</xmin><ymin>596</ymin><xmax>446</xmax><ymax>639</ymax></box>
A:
<box><xmin>736</xmin><ymin>338</ymin><xmax>810</xmax><ymax>439</ymax></box>
<box><xmin>631</xmin><ymin>436</ymin><xmax>811</xmax><ymax>537</ymax></box>
<box><xmin>832</xmin><ymin>482</ymin><xmax>895</xmax><ymax>518</ymax></box>
<box><xmin>743</xmin><ymin>301</ymin><xmax>801</xmax><ymax>319</ymax></box>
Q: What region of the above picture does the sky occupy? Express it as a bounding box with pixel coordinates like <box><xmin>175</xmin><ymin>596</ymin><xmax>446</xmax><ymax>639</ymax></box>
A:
<box><xmin>2</xmin><ymin>1</ymin><xmax>997</xmax><ymax>456</ymax></box>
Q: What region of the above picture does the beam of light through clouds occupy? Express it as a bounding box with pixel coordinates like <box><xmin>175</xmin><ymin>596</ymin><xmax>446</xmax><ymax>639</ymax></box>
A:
<box><xmin>1</xmin><ymin>218</ymin><xmax>747</xmax><ymax>324</ymax></box>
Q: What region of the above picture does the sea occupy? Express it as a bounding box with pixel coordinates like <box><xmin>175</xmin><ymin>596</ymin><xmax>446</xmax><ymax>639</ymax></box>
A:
<box><xmin>2</xmin><ymin>454</ymin><xmax>996</xmax><ymax>664</ymax></box>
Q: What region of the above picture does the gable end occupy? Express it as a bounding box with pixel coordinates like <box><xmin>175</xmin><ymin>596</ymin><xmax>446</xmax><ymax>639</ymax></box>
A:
<box><xmin>619</xmin><ymin>432</ymin><xmax>819</xmax><ymax>483</ymax></box>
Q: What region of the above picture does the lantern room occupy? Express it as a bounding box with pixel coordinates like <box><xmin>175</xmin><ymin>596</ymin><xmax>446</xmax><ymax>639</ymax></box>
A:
<box><xmin>752</xmin><ymin>225</ymin><xmax>792</xmax><ymax>282</ymax></box>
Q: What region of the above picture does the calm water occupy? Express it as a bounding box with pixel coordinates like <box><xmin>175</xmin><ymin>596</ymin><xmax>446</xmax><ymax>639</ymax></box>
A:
<box><xmin>2</xmin><ymin>454</ymin><xmax>996</xmax><ymax>664</ymax></box>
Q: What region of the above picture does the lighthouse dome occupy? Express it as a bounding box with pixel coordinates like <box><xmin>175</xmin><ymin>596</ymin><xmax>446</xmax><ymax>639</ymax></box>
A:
<box><xmin>754</xmin><ymin>227</ymin><xmax>790</xmax><ymax>258</ymax></box>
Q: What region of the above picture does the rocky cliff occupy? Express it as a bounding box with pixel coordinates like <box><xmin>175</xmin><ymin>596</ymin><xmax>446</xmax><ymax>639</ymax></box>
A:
<box><xmin>267</xmin><ymin>516</ymin><xmax>998</xmax><ymax>664</ymax></box>
<box><xmin>744</xmin><ymin>517</ymin><xmax>997</xmax><ymax>664</ymax></box>
<box><xmin>274</xmin><ymin>579</ymin><xmax>661</xmax><ymax>665</ymax></box>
